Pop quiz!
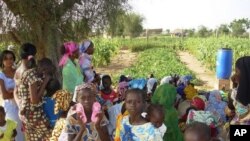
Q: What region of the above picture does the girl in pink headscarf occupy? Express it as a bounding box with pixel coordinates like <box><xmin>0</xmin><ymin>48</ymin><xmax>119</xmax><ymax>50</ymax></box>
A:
<box><xmin>59</xmin><ymin>42</ymin><xmax>83</xmax><ymax>95</ymax></box>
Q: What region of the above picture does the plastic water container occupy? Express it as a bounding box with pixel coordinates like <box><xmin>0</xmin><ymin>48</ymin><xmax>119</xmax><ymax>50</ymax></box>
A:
<box><xmin>216</xmin><ymin>48</ymin><xmax>233</xmax><ymax>79</ymax></box>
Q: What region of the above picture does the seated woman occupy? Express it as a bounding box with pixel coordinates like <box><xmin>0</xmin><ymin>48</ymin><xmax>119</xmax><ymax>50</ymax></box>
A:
<box><xmin>205</xmin><ymin>90</ymin><xmax>227</xmax><ymax>122</ymax></box>
<box><xmin>100</xmin><ymin>75</ymin><xmax>118</xmax><ymax>104</ymax></box>
<box><xmin>230</xmin><ymin>56</ymin><xmax>250</xmax><ymax>125</ymax></box>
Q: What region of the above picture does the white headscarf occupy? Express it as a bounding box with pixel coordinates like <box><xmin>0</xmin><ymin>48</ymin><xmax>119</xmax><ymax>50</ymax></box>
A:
<box><xmin>147</xmin><ymin>78</ymin><xmax>157</xmax><ymax>94</ymax></box>
<box><xmin>160</xmin><ymin>76</ymin><xmax>172</xmax><ymax>85</ymax></box>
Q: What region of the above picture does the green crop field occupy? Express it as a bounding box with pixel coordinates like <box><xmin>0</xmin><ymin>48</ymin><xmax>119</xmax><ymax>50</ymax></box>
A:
<box><xmin>183</xmin><ymin>37</ymin><xmax>250</xmax><ymax>71</ymax></box>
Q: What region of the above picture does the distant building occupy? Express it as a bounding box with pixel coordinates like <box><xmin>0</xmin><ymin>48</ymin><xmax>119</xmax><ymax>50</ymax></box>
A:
<box><xmin>171</xmin><ymin>29</ymin><xmax>186</xmax><ymax>37</ymax></box>
<box><xmin>142</xmin><ymin>28</ymin><xmax>163</xmax><ymax>36</ymax></box>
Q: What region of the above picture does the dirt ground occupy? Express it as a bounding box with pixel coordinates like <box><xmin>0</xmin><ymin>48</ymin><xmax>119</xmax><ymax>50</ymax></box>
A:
<box><xmin>96</xmin><ymin>49</ymin><xmax>218</xmax><ymax>90</ymax></box>
<box><xmin>178</xmin><ymin>51</ymin><xmax>217</xmax><ymax>90</ymax></box>
<box><xmin>95</xmin><ymin>48</ymin><xmax>138</xmax><ymax>76</ymax></box>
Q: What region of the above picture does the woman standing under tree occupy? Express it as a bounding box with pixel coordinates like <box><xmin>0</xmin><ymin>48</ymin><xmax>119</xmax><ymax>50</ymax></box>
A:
<box><xmin>79</xmin><ymin>39</ymin><xmax>95</xmax><ymax>83</ymax></box>
<box><xmin>59</xmin><ymin>42</ymin><xmax>83</xmax><ymax>100</ymax></box>
<box><xmin>18</xmin><ymin>58</ymin><xmax>55</xmax><ymax>140</ymax></box>
<box><xmin>14</xmin><ymin>43</ymin><xmax>37</xmax><ymax>109</ymax></box>
<box><xmin>0</xmin><ymin>50</ymin><xmax>24</xmax><ymax>141</ymax></box>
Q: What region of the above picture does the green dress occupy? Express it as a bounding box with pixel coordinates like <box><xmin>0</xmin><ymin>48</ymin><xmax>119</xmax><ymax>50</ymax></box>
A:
<box><xmin>152</xmin><ymin>84</ymin><xmax>184</xmax><ymax>141</ymax></box>
<box><xmin>62</xmin><ymin>59</ymin><xmax>84</xmax><ymax>95</ymax></box>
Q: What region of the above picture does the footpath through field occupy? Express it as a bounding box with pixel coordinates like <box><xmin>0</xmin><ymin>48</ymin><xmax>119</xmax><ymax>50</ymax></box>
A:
<box><xmin>178</xmin><ymin>51</ymin><xmax>217</xmax><ymax>90</ymax></box>
<box><xmin>95</xmin><ymin>48</ymin><xmax>138</xmax><ymax>76</ymax></box>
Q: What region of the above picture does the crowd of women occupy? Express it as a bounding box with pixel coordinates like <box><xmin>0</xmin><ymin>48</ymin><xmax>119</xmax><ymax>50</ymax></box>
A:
<box><xmin>0</xmin><ymin>40</ymin><xmax>250</xmax><ymax>141</ymax></box>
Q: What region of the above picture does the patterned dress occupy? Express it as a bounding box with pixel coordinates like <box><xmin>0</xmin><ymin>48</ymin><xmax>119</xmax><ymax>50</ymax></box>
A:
<box><xmin>59</xmin><ymin>113</ymin><xmax>108</xmax><ymax>141</ymax></box>
<box><xmin>119</xmin><ymin>116</ymin><xmax>163</xmax><ymax>141</ymax></box>
<box><xmin>50</xmin><ymin>118</ymin><xmax>67</xmax><ymax>141</ymax></box>
<box><xmin>18</xmin><ymin>69</ymin><xmax>51</xmax><ymax>140</ymax></box>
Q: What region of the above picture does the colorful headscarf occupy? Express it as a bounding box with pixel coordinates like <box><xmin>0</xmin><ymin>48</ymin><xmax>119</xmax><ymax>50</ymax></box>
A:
<box><xmin>205</xmin><ymin>90</ymin><xmax>227</xmax><ymax>122</ymax></box>
<box><xmin>79</xmin><ymin>40</ymin><xmax>92</xmax><ymax>53</ymax></box>
<box><xmin>184</xmin><ymin>84</ymin><xmax>198</xmax><ymax>100</ymax></box>
<box><xmin>117</xmin><ymin>81</ymin><xmax>129</xmax><ymax>101</ymax></box>
<box><xmin>191</xmin><ymin>97</ymin><xmax>206</xmax><ymax>111</ymax></box>
<box><xmin>147</xmin><ymin>78</ymin><xmax>157</xmax><ymax>94</ymax></box>
<box><xmin>128</xmin><ymin>78</ymin><xmax>147</xmax><ymax>90</ymax></box>
<box><xmin>59</xmin><ymin>42</ymin><xmax>78</xmax><ymax>67</ymax></box>
<box><xmin>73</xmin><ymin>83</ymin><xmax>98</xmax><ymax>102</ymax></box>
<box><xmin>152</xmin><ymin>84</ymin><xmax>183</xmax><ymax>141</ymax></box>
<box><xmin>52</xmin><ymin>90</ymin><xmax>72</xmax><ymax>114</ymax></box>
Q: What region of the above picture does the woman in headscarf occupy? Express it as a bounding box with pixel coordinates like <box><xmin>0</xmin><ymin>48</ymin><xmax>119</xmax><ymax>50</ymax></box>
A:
<box><xmin>205</xmin><ymin>90</ymin><xmax>227</xmax><ymax>122</ymax></box>
<box><xmin>151</xmin><ymin>84</ymin><xmax>183</xmax><ymax>141</ymax></box>
<box><xmin>231</xmin><ymin>56</ymin><xmax>250</xmax><ymax>124</ymax></box>
<box><xmin>117</xmin><ymin>75</ymin><xmax>129</xmax><ymax>102</ymax></box>
<box><xmin>59</xmin><ymin>42</ymin><xmax>83</xmax><ymax>97</ymax></box>
<box><xmin>79</xmin><ymin>40</ymin><xmax>95</xmax><ymax>83</ymax></box>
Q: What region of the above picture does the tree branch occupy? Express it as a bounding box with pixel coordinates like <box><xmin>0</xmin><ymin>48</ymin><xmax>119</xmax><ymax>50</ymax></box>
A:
<box><xmin>2</xmin><ymin>0</ymin><xmax>21</xmax><ymax>16</ymax></box>
<box><xmin>55</xmin><ymin>0</ymin><xmax>81</xmax><ymax>19</ymax></box>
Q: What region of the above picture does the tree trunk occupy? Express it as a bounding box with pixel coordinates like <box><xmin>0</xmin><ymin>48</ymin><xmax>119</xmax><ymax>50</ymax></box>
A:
<box><xmin>34</xmin><ymin>22</ymin><xmax>63</xmax><ymax>81</ymax></box>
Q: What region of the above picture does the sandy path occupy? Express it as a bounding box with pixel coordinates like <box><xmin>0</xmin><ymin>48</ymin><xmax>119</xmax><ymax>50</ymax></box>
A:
<box><xmin>95</xmin><ymin>49</ymin><xmax>138</xmax><ymax>76</ymax></box>
<box><xmin>178</xmin><ymin>51</ymin><xmax>217</xmax><ymax>90</ymax></box>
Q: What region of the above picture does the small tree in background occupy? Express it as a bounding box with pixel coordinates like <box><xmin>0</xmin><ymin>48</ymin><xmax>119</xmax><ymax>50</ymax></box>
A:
<box><xmin>197</xmin><ymin>25</ymin><xmax>210</xmax><ymax>37</ymax></box>
<box><xmin>123</xmin><ymin>12</ymin><xmax>144</xmax><ymax>38</ymax></box>
<box><xmin>217</xmin><ymin>24</ymin><xmax>230</xmax><ymax>36</ymax></box>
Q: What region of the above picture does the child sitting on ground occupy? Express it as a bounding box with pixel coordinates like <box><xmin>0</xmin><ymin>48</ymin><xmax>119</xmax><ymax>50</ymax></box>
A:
<box><xmin>0</xmin><ymin>106</ymin><xmax>17</xmax><ymax>141</ymax></box>
<box><xmin>146</xmin><ymin>104</ymin><xmax>167</xmax><ymax>138</ymax></box>
<box><xmin>100</xmin><ymin>75</ymin><xmax>118</xmax><ymax>103</ymax></box>
<box><xmin>184</xmin><ymin>121</ymin><xmax>211</xmax><ymax>141</ymax></box>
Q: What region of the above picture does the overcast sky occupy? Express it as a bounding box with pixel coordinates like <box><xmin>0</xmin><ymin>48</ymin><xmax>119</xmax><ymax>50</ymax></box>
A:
<box><xmin>129</xmin><ymin>0</ymin><xmax>250</xmax><ymax>30</ymax></box>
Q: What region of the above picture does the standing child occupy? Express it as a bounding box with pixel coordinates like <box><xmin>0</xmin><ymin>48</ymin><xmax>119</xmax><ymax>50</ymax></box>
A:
<box><xmin>59</xmin><ymin>83</ymin><xmax>110</xmax><ymax>141</ymax></box>
<box><xmin>117</xmin><ymin>89</ymin><xmax>163</xmax><ymax>141</ymax></box>
<box><xmin>100</xmin><ymin>75</ymin><xmax>118</xmax><ymax>103</ymax></box>
<box><xmin>0</xmin><ymin>106</ymin><xmax>17</xmax><ymax>141</ymax></box>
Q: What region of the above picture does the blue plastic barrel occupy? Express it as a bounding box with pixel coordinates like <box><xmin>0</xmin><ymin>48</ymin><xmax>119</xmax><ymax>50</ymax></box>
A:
<box><xmin>216</xmin><ymin>48</ymin><xmax>233</xmax><ymax>79</ymax></box>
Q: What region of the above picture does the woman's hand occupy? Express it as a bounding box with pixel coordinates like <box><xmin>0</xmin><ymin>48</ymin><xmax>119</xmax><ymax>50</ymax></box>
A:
<box><xmin>77</xmin><ymin>113</ymin><xmax>86</xmax><ymax>130</ymax></box>
<box><xmin>95</xmin><ymin>112</ymin><xmax>104</xmax><ymax>129</ymax></box>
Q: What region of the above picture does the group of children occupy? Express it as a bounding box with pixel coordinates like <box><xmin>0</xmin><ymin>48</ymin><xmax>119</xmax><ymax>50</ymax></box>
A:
<box><xmin>1</xmin><ymin>40</ymin><xmax>250</xmax><ymax>141</ymax></box>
